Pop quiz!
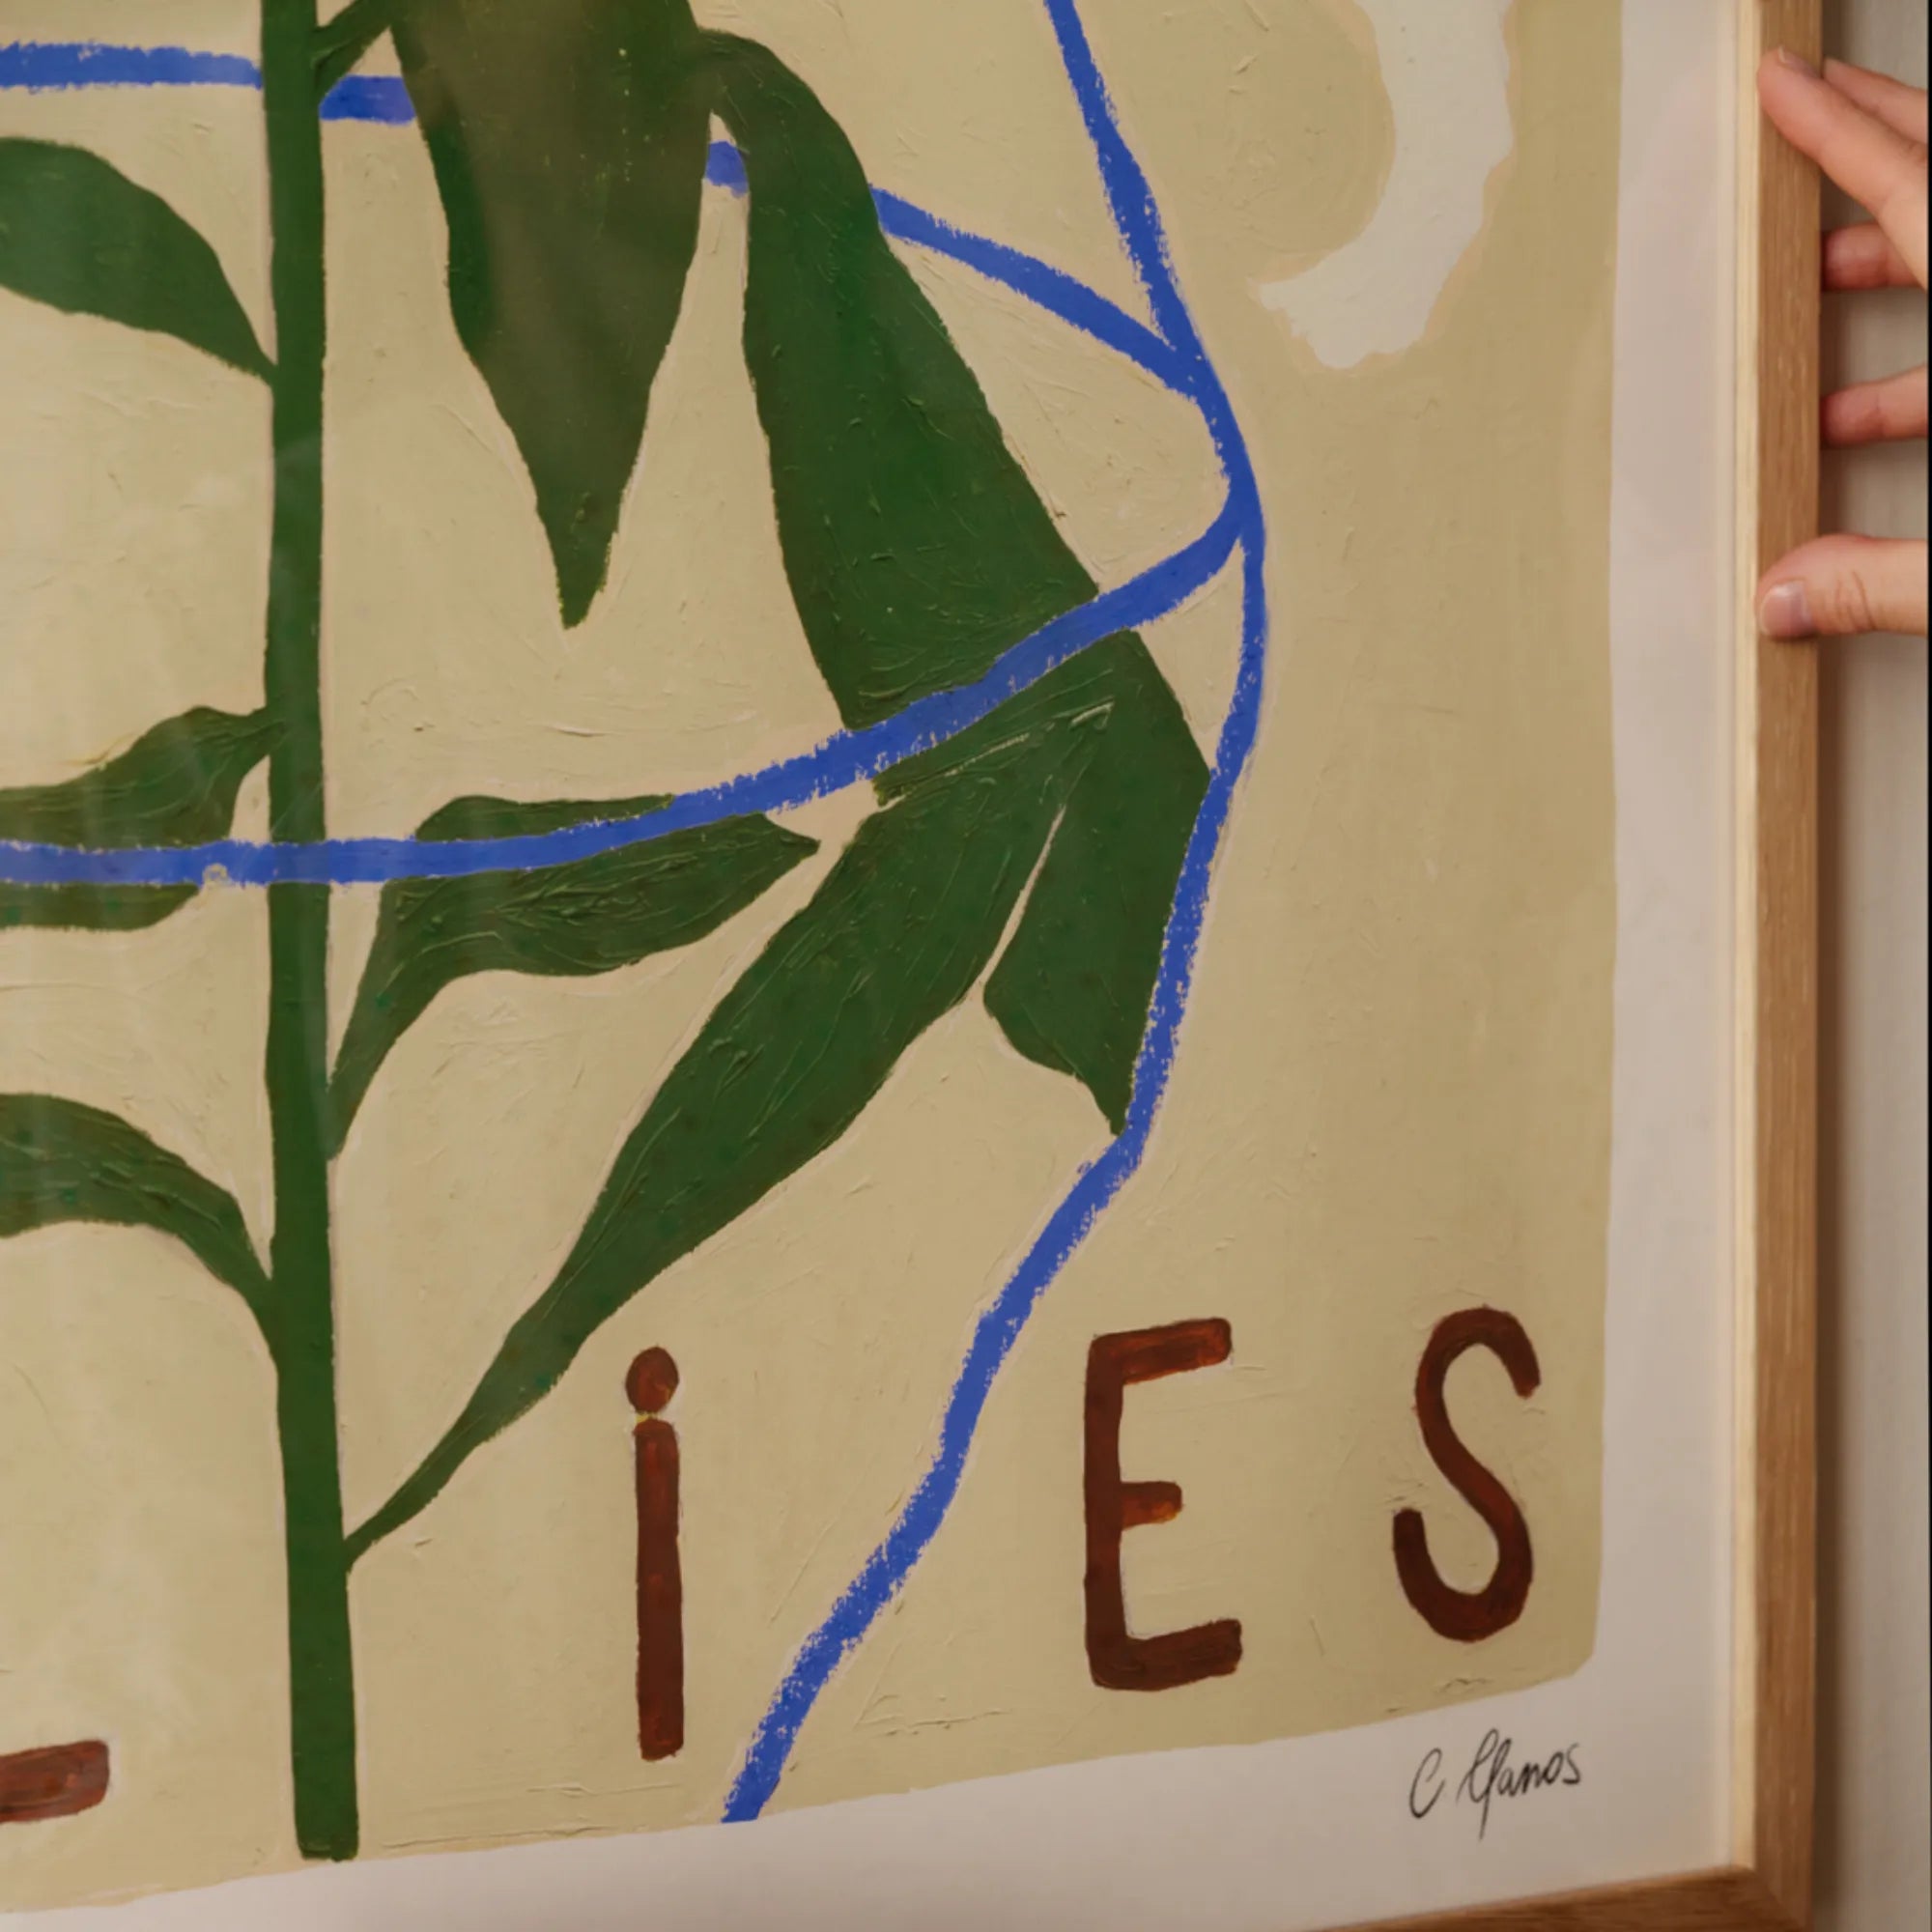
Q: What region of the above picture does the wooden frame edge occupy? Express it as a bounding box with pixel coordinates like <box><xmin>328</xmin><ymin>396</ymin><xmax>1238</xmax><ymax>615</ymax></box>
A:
<box><xmin>1329</xmin><ymin>4</ymin><xmax>1822</xmax><ymax>1927</ymax></box>
<box><xmin>1732</xmin><ymin>1</ymin><xmax>1821</xmax><ymax>1925</ymax></box>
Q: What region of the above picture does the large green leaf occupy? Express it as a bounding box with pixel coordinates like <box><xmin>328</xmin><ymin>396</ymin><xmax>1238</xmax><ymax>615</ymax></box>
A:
<box><xmin>708</xmin><ymin>33</ymin><xmax>1209</xmax><ymax>1124</ymax></box>
<box><xmin>391</xmin><ymin>0</ymin><xmax>713</xmax><ymax>625</ymax></box>
<box><xmin>0</xmin><ymin>709</ymin><xmax>275</xmax><ymax>933</ymax></box>
<box><xmin>0</xmin><ymin>1094</ymin><xmax>270</xmax><ymax>1324</ymax></box>
<box><xmin>0</xmin><ymin>140</ymin><xmax>270</xmax><ymax>379</ymax></box>
<box><xmin>328</xmin><ymin>794</ymin><xmax>818</xmax><ymax>1149</ymax></box>
<box><xmin>706</xmin><ymin>34</ymin><xmax>1109</xmax><ymax>728</ymax></box>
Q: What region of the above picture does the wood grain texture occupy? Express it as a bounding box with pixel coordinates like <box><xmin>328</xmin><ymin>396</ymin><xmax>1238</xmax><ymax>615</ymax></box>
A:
<box><xmin>1735</xmin><ymin>1</ymin><xmax>1823</xmax><ymax>1924</ymax></box>
<box><xmin>1338</xmin><ymin>1869</ymin><xmax>1790</xmax><ymax>1931</ymax></box>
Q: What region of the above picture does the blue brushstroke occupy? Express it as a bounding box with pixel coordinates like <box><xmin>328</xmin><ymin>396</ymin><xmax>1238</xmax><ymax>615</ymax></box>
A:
<box><xmin>0</xmin><ymin>39</ymin><xmax>407</xmax><ymax>122</ymax></box>
<box><xmin>1</xmin><ymin>507</ymin><xmax>1236</xmax><ymax>888</ymax></box>
<box><xmin>0</xmin><ymin>41</ymin><xmax>260</xmax><ymax>95</ymax></box>
<box><xmin>720</xmin><ymin>0</ymin><xmax>1268</xmax><ymax>1821</ymax></box>
<box><xmin>318</xmin><ymin>73</ymin><xmax>412</xmax><ymax>124</ymax></box>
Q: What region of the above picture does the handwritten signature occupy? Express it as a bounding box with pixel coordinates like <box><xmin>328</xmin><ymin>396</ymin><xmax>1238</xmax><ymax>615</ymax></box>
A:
<box><xmin>1409</xmin><ymin>1729</ymin><xmax>1582</xmax><ymax>1839</ymax></box>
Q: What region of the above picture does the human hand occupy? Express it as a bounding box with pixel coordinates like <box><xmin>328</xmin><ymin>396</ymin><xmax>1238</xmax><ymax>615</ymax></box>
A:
<box><xmin>1756</xmin><ymin>51</ymin><xmax>1927</xmax><ymax>640</ymax></box>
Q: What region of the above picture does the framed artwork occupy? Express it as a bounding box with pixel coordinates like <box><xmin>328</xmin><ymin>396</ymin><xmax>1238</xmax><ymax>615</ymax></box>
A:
<box><xmin>0</xmin><ymin>0</ymin><xmax>1819</xmax><ymax>1926</ymax></box>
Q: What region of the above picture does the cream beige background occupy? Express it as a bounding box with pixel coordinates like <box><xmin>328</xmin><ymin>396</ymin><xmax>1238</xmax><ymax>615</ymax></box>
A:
<box><xmin>2</xmin><ymin>0</ymin><xmax>1622</xmax><ymax>1911</ymax></box>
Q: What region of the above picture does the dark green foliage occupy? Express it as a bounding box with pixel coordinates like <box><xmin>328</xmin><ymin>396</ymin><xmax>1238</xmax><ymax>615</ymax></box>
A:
<box><xmin>0</xmin><ymin>1094</ymin><xmax>269</xmax><ymax>1323</ymax></box>
<box><xmin>0</xmin><ymin>709</ymin><xmax>275</xmax><ymax>931</ymax></box>
<box><xmin>391</xmin><ymin>0</ymin><xmax>713</xmax><ymax>625</ymax></box>
<box><xmin>0</xmin><ymin>139</ymin><xmax>270</xmax><ymax>378</ymax></box>
<box><xmin>981</xmin><ymin>646</ymin><xmax>1205</xmax><ymax>1133</ymax></box>
<box><xmin>328</xmin><ymin>794</ymin><xmax>819</xmax><ymax>1148</ymax></box>
<box><xmin>706</xmin><ymin>34</ymin><xmax>1108</xmax><ymax>728</ymax></box>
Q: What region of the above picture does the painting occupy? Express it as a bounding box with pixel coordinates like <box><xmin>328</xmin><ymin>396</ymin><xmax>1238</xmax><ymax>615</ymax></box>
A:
<box><xmin>1</xmin><ymin>0</ymin><xmax>1635</xmax><ymax>1913</ymax></box>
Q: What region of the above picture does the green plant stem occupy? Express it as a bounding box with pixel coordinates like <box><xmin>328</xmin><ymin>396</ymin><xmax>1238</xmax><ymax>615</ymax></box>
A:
<box><xmin>262</xmin><ymin>0</ymin><xmax>358</xmax><ymax>1862</ymax></box>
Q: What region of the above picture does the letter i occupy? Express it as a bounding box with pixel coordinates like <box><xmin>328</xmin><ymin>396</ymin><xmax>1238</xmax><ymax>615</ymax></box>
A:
<box><xmin>627</xmin><ymin>1349</ymin><xmax>683</xmax><ymax>1760</ymax></box>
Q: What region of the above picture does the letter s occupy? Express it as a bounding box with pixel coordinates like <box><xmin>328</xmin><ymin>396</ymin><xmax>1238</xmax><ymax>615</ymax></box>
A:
<box><xmin>1393</xmin><ymin>1308</ymin><xmax>1540</xmax><ymax>1642</ymax></box>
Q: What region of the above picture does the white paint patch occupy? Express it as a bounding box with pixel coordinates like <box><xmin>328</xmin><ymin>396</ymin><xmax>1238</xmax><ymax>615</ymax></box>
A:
<box><xmin>1260</xmin><ymin>0</ymin><xmax>1516</xmax><ymax>367</ymax></box>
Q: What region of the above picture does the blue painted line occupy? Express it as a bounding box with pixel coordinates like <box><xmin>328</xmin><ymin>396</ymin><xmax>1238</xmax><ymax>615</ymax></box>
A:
<box><xmin>0</xmin><ymin>40</ymin><xmax>406</xmax><ymax>122</ymax></box>
<box><xmin>722</xmin><ymin>0</ymin><xmax>1270</xmax><ymax>1821</ymax></box>
<box><xmin>0</xmin><ymin>41</ymin><xmax>259</xmax><ymax>94</ymax></box>
<box><xmin>318</xmin><ymin>73</ymin><xmax>412</xmax><ymax>125</ymax></box>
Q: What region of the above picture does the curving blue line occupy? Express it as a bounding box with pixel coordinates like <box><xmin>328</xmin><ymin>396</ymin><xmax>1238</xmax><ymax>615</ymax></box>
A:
<box><xmin>722</xmin><ymin>0</ymin><xmax>1270</xmax><ymax>1821</ymax></box>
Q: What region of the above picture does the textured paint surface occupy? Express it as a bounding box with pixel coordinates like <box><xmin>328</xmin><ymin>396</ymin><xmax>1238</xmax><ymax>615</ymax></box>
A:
<box><xmin>0</xmin><ymin>0</ymin><xmax>1621</xmax><ymax>1908</ymax></box>
<box><xmin>1260</xmin><ymin>0</ymin><xmax>1516</xmax><ymax>366</ymax></box>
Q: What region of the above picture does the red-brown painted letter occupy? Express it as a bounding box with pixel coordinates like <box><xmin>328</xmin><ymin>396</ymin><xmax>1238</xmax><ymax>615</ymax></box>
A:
<box><xmin>1084</xmin><ymin>1320</ymin><xmax>1243</xmax><ymax>1691</ymax></box>
<box><xmin>0</xmin><ymin>1741</ymin><xmax>110</xmax><ymax>1826</ymax></box>
<box><xmin>628</xmin><ymin>1349</ymin><xmax>683</xmax><ymax>1760</ymax></box>
<box><xmin>1394</xmin><ymin>1307</ymin><xmax>1542</xmax><ymax>1642</ymax></box>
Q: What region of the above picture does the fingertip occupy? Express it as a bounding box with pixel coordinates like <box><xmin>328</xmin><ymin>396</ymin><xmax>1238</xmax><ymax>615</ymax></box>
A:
<box><xmin>1762</xmin><ymin>45</ymin><xmax>1820</xmax><ymax>86</ymax></box>
<box><xmin>1758</xmin><ymin>579</ymin><xmax>1818</xmax><ymax>642</ymax></box>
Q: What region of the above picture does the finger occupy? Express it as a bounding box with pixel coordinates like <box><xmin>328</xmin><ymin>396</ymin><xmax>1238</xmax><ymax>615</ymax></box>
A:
<box><xmin>1759</xmin><ymin>535</ymin><xmax>1930</xmax><ymax>640</ymax></box>
<box><xmin>1823</xmin><ymin>366</ymin><xmax>1930</xmax><ymax>445</ymax></box>
<box><xmin>1759</xmin><ymin>50</ymin><xmax>1929</xmax><ymax>288</ymax></box>
<box><xmin>1823</xmin><ymin>57</ymin><xmax>1930</xmax><ymax>144</ymax></box>
<box><xmin>1825</xmin><ymin>221</ymin><xmax>1920</xmax><ymax>290</ymax></box>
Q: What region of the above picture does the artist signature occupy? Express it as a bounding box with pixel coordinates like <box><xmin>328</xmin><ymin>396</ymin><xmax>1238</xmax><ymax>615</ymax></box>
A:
<box><xmin>1408</xmin><ymin>1729</ymin><xmax>1582</xmax><ymax>1839</ymax></box>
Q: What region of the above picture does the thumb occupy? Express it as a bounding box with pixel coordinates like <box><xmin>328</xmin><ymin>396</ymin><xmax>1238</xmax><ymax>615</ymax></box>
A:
<box><xmin>1758</xmin><ymin>534</ymin><xmax>1929</xmax><ymax>639</ymax></box>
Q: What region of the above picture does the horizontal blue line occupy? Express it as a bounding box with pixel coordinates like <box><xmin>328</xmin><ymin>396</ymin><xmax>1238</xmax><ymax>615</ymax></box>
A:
<box><xmin>2</xmin><ymin>507</ymin><xmax>1237</xmax><ymax>888</ymax></box>
<box><xmin>0</xmin><ymin>42</ymin><xmax>259</xmax><ymax>93</ymax></box>
<box><xmin>0</xmin><ymin>39</ymin><xmax>412</xmax><ymax>122</ymax></box>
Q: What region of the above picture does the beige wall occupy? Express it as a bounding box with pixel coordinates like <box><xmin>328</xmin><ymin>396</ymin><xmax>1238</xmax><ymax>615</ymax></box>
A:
<box><xmin>1816</xmin><ymin>4</ymin><xmax>1930</xmax><ymax>1930</ymax></box>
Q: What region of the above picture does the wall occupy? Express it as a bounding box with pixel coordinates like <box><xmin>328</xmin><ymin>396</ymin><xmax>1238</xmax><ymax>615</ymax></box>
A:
<box><xmin>1816</xmin><ymin>3</ymin><xmax>1931</xmax><ymax>1929</ymax></box>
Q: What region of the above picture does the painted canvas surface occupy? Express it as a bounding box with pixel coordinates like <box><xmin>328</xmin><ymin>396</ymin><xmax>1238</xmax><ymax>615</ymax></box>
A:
<box><xmin>0</xmin><ymin>0</ymin><xmax>1622</xmax><ymax>1908</ymax></box>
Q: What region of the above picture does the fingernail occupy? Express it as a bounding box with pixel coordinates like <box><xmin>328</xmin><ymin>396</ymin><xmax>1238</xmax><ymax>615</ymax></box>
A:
<box><xmin>1760</xmin><ymin>581</ymin><xmax>1817</xmax><ymax>640</ymax></box>
<box><xmin>1775</xmin><ymin>46</ymin><xmax>1819</xmax><ymax>78</ymax></box>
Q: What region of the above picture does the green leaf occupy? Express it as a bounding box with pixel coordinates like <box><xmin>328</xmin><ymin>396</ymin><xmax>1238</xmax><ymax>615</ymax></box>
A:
<box><xmin>328</xmin><ymin>795</ymin><xmax>819</xmax><ymax>1150</ymax></box>
<box><xmin>706</xmin><ymin>34</ymin><xmax>1110</xmax><ymax>729</ymax></box>
<box><xmin>0</xmin><ymin>710</ymin><xmax>275</xmax><ymax>933</ymax></box>
<box><xmin>984</xmin><ymin>647</ymin><xmax>1207</xmax><ymax>1135</ymax></box>
<box><xmin>391</xmin><ymin>0</ymin><xmax>713</xmax><ymax>625</ymax></box>
<box><xmin>0</xmin><ymin>140</ymin><xmax>270</xmax><ymax>379</ymax></box>
<box><xmin>0</xmin><ymin>1094</ymin><xmax>270</xmax><ymax>1323</ymax></box>
<box><xmin>706</xmin><ymin>33</ymin><xmax>1210</xmax><ymax>1124</ymax></box>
